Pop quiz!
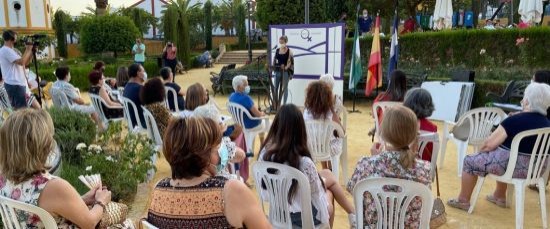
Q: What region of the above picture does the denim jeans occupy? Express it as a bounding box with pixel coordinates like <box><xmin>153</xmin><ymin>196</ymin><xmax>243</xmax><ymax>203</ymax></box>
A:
<box><xmin>274</xmin><ymin>70</ymin><xmax>290</xmax><ymax>104</ymax></box>
<box><xmin>4</xmin><ymin>84</ymin><xmax>27</xmax><ymax>109</ymax></box>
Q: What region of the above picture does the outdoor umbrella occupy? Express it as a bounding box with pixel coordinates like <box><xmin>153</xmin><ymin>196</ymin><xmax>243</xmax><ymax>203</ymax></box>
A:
<box><xmin>518</xmin><ymin>0</ymin><xmax>544</xmax><ymax>24</ymax></box>
<box><xmin>433</xmin><ymin>0</ymin><xmax>453</xmax><ymax>30</ymax></box>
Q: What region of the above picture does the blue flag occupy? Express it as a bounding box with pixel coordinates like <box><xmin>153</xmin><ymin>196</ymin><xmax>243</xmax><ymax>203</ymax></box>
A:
<box><xmin>387</xmin><ymin>13</ymin><xmax>399</xmax><ymax>84</ymax></box>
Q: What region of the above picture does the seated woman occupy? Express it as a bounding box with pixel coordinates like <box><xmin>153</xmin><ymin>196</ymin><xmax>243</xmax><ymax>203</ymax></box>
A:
<box><xmin>369</xmin><ymin>70</ymin><xmax>408</xmax><ymax>136</ymax></box>
<box><xmin>229</xmin><ymin>75</ymin><xmax>266</xmax><ymax>130</ymax></box>
<box><xmin>147</xmin><ymin>117</ymin><xmax>270</xmax><ymax>228</ymax></box>
<box><xmin>140</xmin><ymin>77</ymin><xmax>172</xmax><ymax>138</ymax></box>
<box><xmin>194</xmin><ymin>104</ymin><xmax>246</xmax><ymax>179</ymax></box>
<box><xmin>319</xmin><ymin>73</ymin><xmax>344</xmax><ymax>115</ymax></box>
<box><xmin>533</xmin><ymin>70</ymin><xmax>550</xmax><ymax>119</ymax></box>
<box><xmin>303</xmin><ymin>81</ymin><xmax>345</xmax><ymax>170</ymax></box>
<box><xmin>347</xmin><ymin>105</ymin><xmax>431</xmax><ymax>228</ymax></box>
<box><xmin>258</xmin><ymin>104</ymin><xmax>355</xmax><ymax>228</ymax></box>
<box><xmin>179</xmin><ymin>83</ymin><xmax>208</xmax><ymax>117</ymax></box>
<box><xmin>160</xmin><ymin>67</ymin><xmax>185</xmax><ymax>112</ymax></box>
<box><xmin>448</xmin><ymin>82</ymin><xmax>550</xmax><ymax>210</ymax></box>
<box><xmin>116</xmin><ymin>66</ymin><xmax>129</xmax><ymax>88</ymax></box>
<box><xmin>88</xmin><ymin>70</ymin><xmax>123</xmax><ymax>119</ymax></box>
<box><xmin>403</xmin><ymin>88</ymin><xmax>437</xmax><ymax>161</ymax></box>
<box><xmin>0</xmin><ymin>109</ymin><xmax>132</xmax><ymax>228</ymax></box>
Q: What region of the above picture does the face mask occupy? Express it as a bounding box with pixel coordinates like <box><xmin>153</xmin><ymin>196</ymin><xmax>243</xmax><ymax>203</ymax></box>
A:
<box><xmin>142</xmin><ymin>72</ymin><xmax>148</xmax><ymax>81</ymax></box>
<box><xmin>280</xmin><ymin>43</ymin><xmax>286</xmax><ymax>49</ymax></box>
<box><xmin>216</xmin><ymin>144</ymin><xmax>230</xmax><ymax>173</ymax></box>
<box><xmin>244</xmin><ymin>86</ymin><xmax>251</xmax><ymax>94</ymax></box>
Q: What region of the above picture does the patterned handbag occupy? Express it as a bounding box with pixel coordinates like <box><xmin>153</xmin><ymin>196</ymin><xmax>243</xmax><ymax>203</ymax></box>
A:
<box><xmin>430</xmin><ymin>166</ymin><xmax>447</xmax><ymax>228</ymax></box>
<box><xmin>98</xmin><ymin>202</ymin><xmax>129</xmax><ymax>228</ymax></box>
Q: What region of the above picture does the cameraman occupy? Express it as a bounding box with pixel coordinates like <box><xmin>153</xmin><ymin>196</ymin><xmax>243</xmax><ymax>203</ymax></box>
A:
<box><xmin>0</xmin><ymin>30</ymin><xmax>34</xmax><ymax>109</ymax></box>
<box><xmin>162</xmin><ymin>42</ymin><xmax>177</xmax><ymax>81</ymax></box>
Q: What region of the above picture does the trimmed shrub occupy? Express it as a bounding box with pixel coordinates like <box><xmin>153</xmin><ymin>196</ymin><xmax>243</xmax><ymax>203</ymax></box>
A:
<box><xmin>80</xmin><ymin>15</ymin><xmax>141</xmax><ymax>57</ymax></box>
<box><xmin>48</xmin><ymin>107</ymin><xmax>97</xmax><ymax>165</ymax></box>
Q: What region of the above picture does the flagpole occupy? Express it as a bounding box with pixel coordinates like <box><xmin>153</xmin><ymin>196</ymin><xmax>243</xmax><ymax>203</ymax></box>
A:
<box><xmin>348</xmin><ymin>3</ymin><xmax>362</xmax><ymax>114</ymax></box>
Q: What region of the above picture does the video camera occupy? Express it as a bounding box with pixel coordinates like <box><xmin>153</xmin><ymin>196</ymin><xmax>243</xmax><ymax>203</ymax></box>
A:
<box><xmin>22</xmin><ymin>34</ymin><xmax>47</xmax><ymax>47</ymax></box>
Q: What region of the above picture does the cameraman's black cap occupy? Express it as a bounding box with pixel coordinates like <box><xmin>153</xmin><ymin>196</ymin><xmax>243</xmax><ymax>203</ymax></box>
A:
<box><xmin>2</xmin><ymin>30</ymin><xmax>16</xmax><ymax>41</ymax></box>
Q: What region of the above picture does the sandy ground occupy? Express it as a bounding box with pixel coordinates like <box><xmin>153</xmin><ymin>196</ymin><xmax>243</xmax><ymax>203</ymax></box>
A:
<box><xmin>81</xmin><ymin>64</ymin><xmax>549</xmax><ymax>228</ymax></box>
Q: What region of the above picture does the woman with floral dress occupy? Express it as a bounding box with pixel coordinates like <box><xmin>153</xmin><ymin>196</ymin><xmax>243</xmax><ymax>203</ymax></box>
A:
<box><xmin>347</xmin><ymin>105</ymin><xmax>431</xmax><ymax>228</ymax></box>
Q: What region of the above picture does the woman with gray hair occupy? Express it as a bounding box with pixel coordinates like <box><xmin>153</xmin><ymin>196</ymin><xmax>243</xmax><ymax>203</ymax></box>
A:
<box><xmin>448</xmin><ymin>82</ymin><xmax>550</xmax><ymax>211</ymax></box>
<box><xmin>319</xmin><ymin>73</ymin><xmax>344</xmax><ymax>115</ymax></box>
<box><xmin>403</xmin><ymin>88</ymin><xmax>437</xmax><ymax>161</ymax></box>
<box><xmin>229</xmin><ymin>75</ymin><xmax>265</xmax><ymax>129</ymax></box>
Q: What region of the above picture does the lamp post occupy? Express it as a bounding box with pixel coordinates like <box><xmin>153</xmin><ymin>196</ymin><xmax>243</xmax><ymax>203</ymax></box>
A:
<box><xmin>305</xmin><ymin>0</ymin><xmax>309</xmax><ymax>24</ymax></box>
<box><xmin>246</xmin><ymin>0</ymin><xmax>253</xmax><ymax>63</ymax></box>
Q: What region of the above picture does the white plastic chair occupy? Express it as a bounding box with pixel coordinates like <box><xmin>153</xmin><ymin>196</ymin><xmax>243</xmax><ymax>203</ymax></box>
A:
<box><xmin>372</xmin><ymin>102</ymin><xmax>401</xmax><ymax>139</ymax></box>
<box><xmin>439</xmin><ymin>107</ymin><xmax>506</xmax><ymax>176</ymax></box>
<box><xmin>417</xmin><ymin>132</ymin><xmax>440</xmax><ymax>181</ymax></box>
<box><xmin>468</xmin><ymin>127</ymin><xmax>550</xmax><ymax>229</ymax></box>
<box><xmin>0</xmin><ymin>195</ymin><xmax>58</xmax><ymax>229</ymax></box>
<box><xmin>89</xmin><ymin>94</ymin><xmax>124</xmax><ymax>128</ymax></box>
<box><xmin>120</xmin><ymin>97</ymin><xmax>146</xmax><ymax>133</ymax></box>
<box><xmin>165</xmin><ymin>86</ymin><xmax>181</xmax><ymax>112</ymax></box>
<box><xmin>141</xmin><ymin>220</ymin><xmax>159</xmax><ymax>229</ymax></box>
<box><xmin>227</xmin><ymin>102</ymin><xmax>270</xmax><ymax>154</ymax></box>
<box><xmin>49</xmin><ymin>87</ymin><xmax>71</xmax><ymax>108</ymax></box>
<box><xmin>335</xmin><ymin>104</ymin><xmax>349</xmax><ymax>184</ymax></box>
<box><xmin>352</xmin><ymin>177</ymin><xmax>433</xmax><ymax>229</ymax></box>
<box><xmin>305</xmin><ymin>119</ymin><xmax>345</xmax><ymax>183</ymax></box>
<box><xmin>141</xmin><ymin>106</ymin><xmax>163</xmax><ymax>151</ymax></box>
<box><xmin>252</xmin><ymin>161</ymin><xmax>330</xmax><ymax>229</ymax></box>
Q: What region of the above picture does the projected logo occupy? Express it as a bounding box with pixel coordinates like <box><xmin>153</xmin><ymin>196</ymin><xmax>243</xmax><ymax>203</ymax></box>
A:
<box><xmin>301</xmin><ymin>29</ymin><xmax>312</xmax><ymax>42</ymax></box>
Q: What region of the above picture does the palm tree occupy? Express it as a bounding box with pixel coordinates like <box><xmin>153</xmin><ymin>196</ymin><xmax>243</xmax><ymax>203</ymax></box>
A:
<box><xmin>164</xmin><ymin>0</ymin><xmax>201</xmax><ymax>66</ymax></box>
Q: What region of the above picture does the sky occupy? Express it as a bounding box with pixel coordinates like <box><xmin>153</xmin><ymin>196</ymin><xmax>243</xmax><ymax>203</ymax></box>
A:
<box><xmin>50</xmin><ymin>0</ymin><xmax>138</xmax><ymax>16</ymax></box>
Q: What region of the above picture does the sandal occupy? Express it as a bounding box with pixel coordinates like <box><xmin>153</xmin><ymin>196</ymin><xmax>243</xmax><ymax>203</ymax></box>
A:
<box><xmin>486</xmin><ymin>195</ymin><xmax>507</xmax><ymax>208</ymax></box>
<box><xmin>447</xmin><ymin>198</ymin><xmax>470</xmax><ymax>211</ymax></box>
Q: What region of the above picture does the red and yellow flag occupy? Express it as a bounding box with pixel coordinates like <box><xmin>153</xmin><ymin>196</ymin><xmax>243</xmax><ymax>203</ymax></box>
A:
<box><xmin>365</xmin><ymin>15</ymin><xmax>383</xmax><ymax>96</ymax></box>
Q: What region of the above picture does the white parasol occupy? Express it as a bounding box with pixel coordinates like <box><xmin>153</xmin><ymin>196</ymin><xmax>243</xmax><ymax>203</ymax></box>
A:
<box><xmin>433</xmin><ymin>0</ymin><xmax>453</xmax><ymax>30</ymax></box>
<box><xmin>518</xmin><ymin>0</ymin><xmax>544</xmax><ymax>24</ymax></box>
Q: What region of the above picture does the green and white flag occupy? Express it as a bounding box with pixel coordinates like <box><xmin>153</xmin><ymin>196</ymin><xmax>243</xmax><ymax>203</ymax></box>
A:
<box><xmin>349</xmin><ymin>22</ymin><xmax>363</xmax><ymax>92</ymax></box>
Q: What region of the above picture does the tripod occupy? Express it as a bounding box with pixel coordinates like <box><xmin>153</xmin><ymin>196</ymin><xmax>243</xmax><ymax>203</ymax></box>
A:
<box><xmin>29</xmin><ymin>46</ymin><xmax>43</xmax><ymax>107</ymax></box>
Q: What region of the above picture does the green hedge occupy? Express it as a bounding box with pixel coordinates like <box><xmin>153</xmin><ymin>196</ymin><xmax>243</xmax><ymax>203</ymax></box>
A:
<box><xmin>346</xmin><ymin>27</ymin><xmax>550</xmax><ymax>70</ymax></box>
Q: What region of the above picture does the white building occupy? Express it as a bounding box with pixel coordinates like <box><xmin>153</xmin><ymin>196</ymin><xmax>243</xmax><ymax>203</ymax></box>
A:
<box><xmin>0</xmin><ymin>0</ymin><xmax>55</xmax><ymax>58</ymax></box>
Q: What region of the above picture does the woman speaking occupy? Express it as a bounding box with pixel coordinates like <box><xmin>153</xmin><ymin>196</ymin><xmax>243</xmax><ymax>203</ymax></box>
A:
<box><xmin>273</xmin><ymin>35</ymin><xmax>293</xmax><ymax>106</ymax></box>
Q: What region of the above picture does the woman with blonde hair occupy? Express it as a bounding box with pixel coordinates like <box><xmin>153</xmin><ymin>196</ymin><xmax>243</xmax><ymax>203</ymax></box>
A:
<box><xmin>179</xmin><ymin>83</ymin><xmax>208</xmax><ymax>117</ymax></box>
<box><xmin>0</xmin><ymin>109</ymin><xmax>123</xmax><ymax>228</ymax></box>
<box><xmin>347</xmin><ymin>105</ymin><xmax>431</xmax><ymax>228</ymax></box>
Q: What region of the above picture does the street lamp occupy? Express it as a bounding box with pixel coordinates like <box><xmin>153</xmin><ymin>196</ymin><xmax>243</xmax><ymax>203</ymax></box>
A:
<box><xmin>246</xmin><ymin>0</ymin><xmax>254</xmax><ymax>63</ymax></box>
<box><xmin>305</xmin><ymin>0</ymin><xmax>309</xmax><ymax>24</ymax></box>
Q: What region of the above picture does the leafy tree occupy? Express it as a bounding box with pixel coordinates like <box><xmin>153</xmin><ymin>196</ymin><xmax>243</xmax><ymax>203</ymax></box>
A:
<box><xmin>66</xmin><ymin>17</ymin><xmax>81</xmax><ymax>44</ymax></box>
<box><xmin>119</xmin><ymin>7</ymin><xmax>158</xmax><ymax>36</ymax></box>
<box><xmin>53</xmin><ymin>9</ymin><xmax>68</xmax><ymax>58</ymax></box>
<box><xmin>213</xmin><ymin>1</ymin><xmax>237</xmax><ymax>36</ymax></box>
<box><xmin>204</xmin><ymin>0</ymin><xmax>213</xmax><ymax>50</ymax></box>
<box><xmin>188</xmin><ymin>7</ymin><xmax>205</xmax><ymax>49</ymax></box>
<box><xmin>161</xmin><ymin>6</ymin><xmax>178</xmax><ymax>43</ymax></box>
<box><xmin>163</xmin><ymin>0</ymin><xmax>201</xmax><ymax>66</ymax></box>
<box><xmin>80</xmin><ymin>15</ymin><xmax>140</xmax><ymax>57</ymax></box>
<box><xmin>235</xmin><ymin>2</ymin><xmax>247</xmax><ymax>49</ymax></box>
<box><xmin>256</xmin><ymin>0</ymin><xmax>327</xmax><ymax>30</ymax></box>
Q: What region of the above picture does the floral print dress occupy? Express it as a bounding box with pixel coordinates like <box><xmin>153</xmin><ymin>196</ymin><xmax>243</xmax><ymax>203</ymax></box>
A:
<box><xmin>347</xmin><ymin>151</ymin><xmax>431</xmax><ymax>228</ymax></box>
<box><xmin>0</xmin><ymin>173</ymin><xmax>78</xmax><ymax>228</ymax></box>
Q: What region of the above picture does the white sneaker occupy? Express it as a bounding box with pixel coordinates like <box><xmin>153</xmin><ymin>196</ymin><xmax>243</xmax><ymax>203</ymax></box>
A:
<box><xmin>348</xmin><ymin>213</ymin><xmax>357</xmax><ymax>229</ymax></box>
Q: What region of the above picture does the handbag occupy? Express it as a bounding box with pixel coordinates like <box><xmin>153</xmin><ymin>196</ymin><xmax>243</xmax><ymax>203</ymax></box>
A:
<box><xmin>430</xmin><ymin>166</ymin><xmax>447</xmax><ymax>228</ymax></box>
<box><xmin>98</xmin><ymin>202</ymin><xmax>129</xmax><ymax>228</ymax></box>
<box><xmin>451</xmin><ymin>120</ymin><xmax>470</xmax><ymax>141</ymax></box>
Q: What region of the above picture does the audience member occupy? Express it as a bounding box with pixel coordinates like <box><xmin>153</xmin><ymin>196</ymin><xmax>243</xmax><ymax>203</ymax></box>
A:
<box><xmin>93</xmin><ymin>61</ymin><xmax>116</xmax><ymax>90</ymax></box>
<box><xmin>304</xmin><ymin>81</ymin><xmax>345</xmax><ymax>170</ymax></box>
<box><xmin>402</xmin><ymin>16</ymin><xmax>417</xmax><ymax>34</ymax></box>
<box><xmin>123</xmin><ymin>63</ymin><xmax>147</xmax><ymax>128</ymax></box>
<box><xmin>52</xmin><ymin>66</ymin><xmax>104</xmax><ymax>130</ymax></box>
<box><xmin>180</xmin><ymin>83</ymin><xmax>207</xmax><ymax>117</ymax></box>
<box><xmin>448</xmin><ymin>82</ymin><xmax>550</xmax><ymax>210</ymax></box>
<box><xmin>0</xmin><ymin>30</ymin><xmax>34</xmax><ymax>109</ymax></box>
<box><xmin>116</xmin><ymin>66</ymin><xmax>129</xmax><ymax>88</ymax></box>
<box><xmin>141</xmin><ymin>78</ymin><xmax>172</xmax><ymax>138</ymax></box>
<box><xmin>494</xmin><ymin>19</ymin><xmax>504</xmax><ymax>29</ymax></box>
<box><xmin>229</xmin><ymin>75</ymin><xmax>266</xmax><ymax>129</ymax></box>
<box><xmin>403</xmin><ymin>88</ymin><xmax>437</xmax><ymax>161</ymax></box>
<box><xmin>0</xmin><ymin>109</ymin><xmax>129</xmax><ymax>228</ymax></box>
<box><xmin>258</xmin><ymin>104</ymin><xmax>355</xmax><ymax>228</ymax></box>
<box><xmin>194</xmin><ymin>104</ymin><xmax>246</xmax><ymax>179</ymax></box>
<box><xmin>88</xmin><ymin>70</ymin><xmax>123</xmax><ymax>119</ymax></box>
<box><xmin>160</xmin><ymin>67</ymin><xmax>185</xmax><ymax>112</ymax></box>
<box><xmin>319</xmin><ymin>73</ymin><xmax>344</xmax><ymax>114</ymax></box>
<box><xmin>533</xmin><ymin>70</ymin><xmax>550</xmax><ymax>119</ymax></box>
<box><xmin>484</xmin><ymin>19</ymin><xmax>496</xmax><ymax>30</ymax></box>
<box><xmin>147</xmin><ymin>117</ymin><xmax>270</xmax><ymax>228</ymax></box>
<box><xmin>347</xmin><ymin>105</ymin><xmax>431</xmax><ymax>228</ymax></box>
<box><xmin>369</xmin><ymin>70</ymin><xmax>408</xmax><ymax>136</ymax></box>
<box><xmin>358</xmin><ymin>9</ymin><xmax>373</xmax><ymax>36</ymax></box>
